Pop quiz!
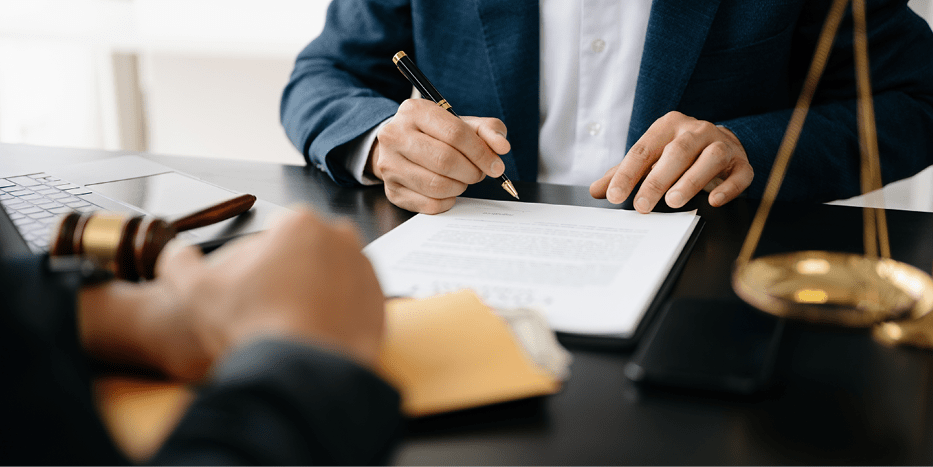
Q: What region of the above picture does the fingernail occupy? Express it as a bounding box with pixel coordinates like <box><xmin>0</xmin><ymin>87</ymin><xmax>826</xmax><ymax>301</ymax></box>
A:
<box><xmin>635</xmin><ymin>197</ymin><xmax>650</xmax><ymax>212</ymax></box>
<box><xmin>711</xmin><ymin>192</ymin><xmax>725</xmax><ymax>206</ymax></box>
<box><xmin>667</xmin><ymin>191</ymin><xmax>683</xmax><ymax>207</ymax></box>
<box><xmin>491</xmin><ymin>159</ymin><xmax>504</xmax><ymax>175</ymax></box>
<box><xmin>608</xmin><ymin>187</ymin><xmax>623</xmax><ymax>203</ymax></box>
<box><xmin>496</xmin><ymin>131</ymin><xmax>507</xmax><ymax>139</ymax></box>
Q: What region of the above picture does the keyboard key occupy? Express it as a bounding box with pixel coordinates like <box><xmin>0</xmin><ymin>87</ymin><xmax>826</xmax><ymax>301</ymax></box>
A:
<box><xmin>5</xmin><ymin>188</ymin><xmax>29</xmax><ymax>196</ymax></box>
<box><xmin>25</xmin><ymin>200</ymin><xmax>54</xmax><ymax>209</ymax></box>
<box><xmin>19</xmin><ymin>193</ymin><xmax>43</xmax><ymax>201</ymax></box>
<box><xmin>0</xmin><ymin>194</ymin><xmax>12</xmax><ymax>201</ymax></box>
<box><xmin>6</xmin><ymin>176</ymin><xmax>40</xmax><ymax>187</ymax></box>
<box><xmin>46</xmin><ymin>192</ymin><xmax>70</xmax><ymax>200</ymax></box>
<box><xmin>64</xmin><ymin>187</ymin><xmax>92</xmax><ymax>196</ymax></box>
<box><xmin>12</xmin><ymin>217</ymin><xmax>35</xmax><ymax>227</ymax></box>
<box><xmin>35</xmin><ymin>201</ymin><xmax>63</xmax><ymax>209</ymax></box>
<box><xmin>48</xmin><ymin>206</ymin><xmax>74</xmax><ymax>214</ymax></box>
<box><xmin>27</xmin><ymin>211</ymin><xmax>54</xmax><ymax>219</ymax></box>
<box><xmin>0</xmin><ymin>179</ymin><xmax>15</xmax><ymax>189</ymax></box>
<box><xmin>19</xmin><ymin>221</ymin><xmax>44</xmax><ymax>232</ymax></box>
<box><xmin>57</xmin><ymin>196</ymin><xmax>80</xmax><ymax>204</ymax></box>
<box><xmin>28</xmin><ymin>173</ymin><xmax>49</xmax><ymax>180</ymax></box>
<box><xmin>1</xmin><ymin>199</ymin><xmax>27</xmax><ymax>208</ymax></box>
<box><xmin>16</xmin><ymin>206</ymin><xmax>41</xmax><ymax>215</ymax></box>
<box><xmin>56</xmin><ymin>184</ymin><xmax>80</xmax><ymax>191</ymax></box>
<box><xmin>65</xmin><ymin>200</ymin><xmax>90</xmax><ymax>208</ymax></box>
<box><xmin>9</xmin><ymin>212</ymin><xmax>25</xmax><ymax>220</ymax></box>
<box><xmin>34</xmin><ymin>188</ymin><xmax>59</xmax><ymax>195</ymax></box>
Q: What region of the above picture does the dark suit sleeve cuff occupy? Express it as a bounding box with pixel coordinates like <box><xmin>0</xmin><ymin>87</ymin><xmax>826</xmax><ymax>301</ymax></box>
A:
<box><xmin>154</xmin><ymin>339</ymin><xmax>402</xmax><ymax>465</ymax></box>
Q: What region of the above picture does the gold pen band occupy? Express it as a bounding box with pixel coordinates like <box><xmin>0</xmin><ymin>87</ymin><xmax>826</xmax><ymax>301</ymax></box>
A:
<box><xmin>391</xmin><ymin>50</ymin><xmax>520</xmax><ymax>201</ymax></box>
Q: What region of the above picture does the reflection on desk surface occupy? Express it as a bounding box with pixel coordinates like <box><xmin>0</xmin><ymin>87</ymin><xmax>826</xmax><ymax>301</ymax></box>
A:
<box><xmin>89</xmin><ymin>172</ymin><xmax>239</xmax><ymax>221</ymax></box>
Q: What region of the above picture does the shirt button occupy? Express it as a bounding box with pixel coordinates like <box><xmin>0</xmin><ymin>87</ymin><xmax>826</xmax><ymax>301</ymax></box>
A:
<box><xmin>588</xmin><ymin>122</ymin><xmax>602</xmax><ymax>136</ymax></box>
<box><xmin>591</xmin><ymin>39</ymin><xmax>606</xmax><ymax>53</ymax></box>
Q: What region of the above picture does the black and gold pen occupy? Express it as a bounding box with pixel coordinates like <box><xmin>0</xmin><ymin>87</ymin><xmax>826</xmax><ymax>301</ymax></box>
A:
<box><xmin>392</xmin><ymin>51</ymin><xmax>519</xmax><ymax>200</ymax></box>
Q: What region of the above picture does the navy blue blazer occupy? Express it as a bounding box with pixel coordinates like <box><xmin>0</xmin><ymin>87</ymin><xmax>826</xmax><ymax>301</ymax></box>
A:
<box><xmin>281</xmin><ymin>0</ymin><xmax>933</xmax><ymax>202</ymax></box>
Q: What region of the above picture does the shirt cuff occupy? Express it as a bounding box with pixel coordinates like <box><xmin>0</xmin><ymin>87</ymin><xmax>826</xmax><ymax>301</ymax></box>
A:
<box><xmin>342</xmin><ymin>118</ymin><xmax>393</xmax><ymax>186</ymax></box>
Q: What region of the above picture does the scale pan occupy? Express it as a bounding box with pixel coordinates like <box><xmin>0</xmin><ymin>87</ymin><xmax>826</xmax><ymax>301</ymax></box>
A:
<box><xmin>733</xmin><ymin>251</ymin><xmax>933</xmax><ymax>327</ymax></box>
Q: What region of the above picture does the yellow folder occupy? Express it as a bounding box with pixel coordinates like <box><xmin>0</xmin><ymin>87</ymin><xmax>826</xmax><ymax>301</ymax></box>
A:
<box><xmin>97</xmin><ymin>290</ymin><xmax>562</xmax><ymax>460</ymax></box>
<box><xmin>378</xmin><ymin>290</ymin><xmax>562</xmax><ymax>417</ymax></box>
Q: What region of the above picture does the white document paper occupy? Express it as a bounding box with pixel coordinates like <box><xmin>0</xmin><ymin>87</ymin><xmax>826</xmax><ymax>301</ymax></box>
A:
<box><xmin>363</xmin><ymin>198</ymin><xmax>700</xmax><ymax>337</ymax></box>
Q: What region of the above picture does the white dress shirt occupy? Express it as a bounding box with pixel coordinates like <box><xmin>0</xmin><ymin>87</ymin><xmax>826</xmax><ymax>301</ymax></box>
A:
<box><xmin>341</xmin><ymin>1</ymin><xmax>652</xmax><ymax>187</ymax></box>
<box><xmin>538</xmin><ymin>0</ymin><xmax>651</xmax><ymax>185</ymax></box>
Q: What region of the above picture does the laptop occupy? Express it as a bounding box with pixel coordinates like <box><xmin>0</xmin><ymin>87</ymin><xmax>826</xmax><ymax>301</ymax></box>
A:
<box><xmin>0</xmin><ymin>155</ymin><xmax>289</xmax><ymax>254</ymax></box>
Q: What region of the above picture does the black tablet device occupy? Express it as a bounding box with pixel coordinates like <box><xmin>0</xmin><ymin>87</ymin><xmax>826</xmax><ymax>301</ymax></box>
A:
<box><xmin>624</xmin><ymin>297</ymin><xmax>785</xmax><ymax>395</ymax></box>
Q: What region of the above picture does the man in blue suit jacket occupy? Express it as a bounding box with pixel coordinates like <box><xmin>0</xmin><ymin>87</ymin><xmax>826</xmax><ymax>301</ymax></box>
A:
<box><xmin>281</xmin><ymin>0</ymin><xmax>933</xmax><ymax>214</ymax></box>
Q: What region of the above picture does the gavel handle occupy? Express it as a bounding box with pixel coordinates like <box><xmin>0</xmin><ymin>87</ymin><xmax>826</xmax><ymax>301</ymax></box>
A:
<box><xmin>170</xmin><ymin>194</ymin><xmax>257</xmax><ymax>232</ymax></box>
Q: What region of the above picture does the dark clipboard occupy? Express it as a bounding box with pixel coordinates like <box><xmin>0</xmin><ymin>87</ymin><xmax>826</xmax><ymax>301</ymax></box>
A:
<box><xmin>556</xmin><ymin>216</ymin><xmax>706</xmax><ymax>350</ymax></box>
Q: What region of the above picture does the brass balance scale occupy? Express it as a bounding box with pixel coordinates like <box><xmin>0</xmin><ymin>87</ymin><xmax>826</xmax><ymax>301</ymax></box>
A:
<box><xmin>731</xmin><ymin>0</ymin><xmax>933</xmax><ymax>348</ymax></box>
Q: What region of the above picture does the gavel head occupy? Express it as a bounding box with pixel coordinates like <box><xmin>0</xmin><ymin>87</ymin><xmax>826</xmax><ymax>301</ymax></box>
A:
<box><xmin>50</xmin><ymin>212</ymin><xmax>177</xmax><ymax>281</ymax></box>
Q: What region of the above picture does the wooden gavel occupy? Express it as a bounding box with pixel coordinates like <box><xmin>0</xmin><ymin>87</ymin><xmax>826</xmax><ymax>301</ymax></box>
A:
<box><xmin>49</xmin><ymin>194</ymin><xmax>256</xmax><ymax>281</ymax></box>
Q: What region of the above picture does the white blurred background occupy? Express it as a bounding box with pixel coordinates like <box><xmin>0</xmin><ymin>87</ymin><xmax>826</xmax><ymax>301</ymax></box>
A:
<box><xmin>0</xmin><ymin>0</ymin><xmax>931</xmax><ymax>211</ymax></box>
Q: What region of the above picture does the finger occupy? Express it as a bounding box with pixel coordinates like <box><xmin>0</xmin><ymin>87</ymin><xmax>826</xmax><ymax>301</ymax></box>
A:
<box><xmin>388</xmin><ymin>129</ymin><xmax>486</xmax><ymax>185</ymax></box>
<box><xmin>589</xmin><ymin>164</ymin><xmax>620</xmax><ymax>199</ymax></box>
<box><xmin>333</xmin><ymin>217</ymin><xmax>363</xmax><ymax>247</ymax></box>
<box><xmin>382</xmin><ymin>151</ymin><xmax>470</xmax><ymax>200</ymax></box>
<box><xmin>665</xmin><ymin>141</ymin><xmax>733</xmax><ymax>208</ymax></box>
<box><xmin>384</xmin><ymin>183</ymin><xmax>457</xmax><ymax>214</ymax></box>
<box><xmin>272</xmin><ymin>206</ymin><xmax>324</xmax><ymax>236</ymax></box>
<box><xmin>155</xmin><ymin>239</ymin><xmax>204</xmax><ymax>281</ymax></box>
<box><xmin>208</xmin><ymin>210</ymin><xmax>313</xmax><ymax>269</ymax></box>
<box><xmin>416</xmin><ymin>111</ymin><xmax>504</xmax><ymax>179</ymax></box>
<box><xmin>263</xmin><ymin>204</ymin><xmax>302</xmax><ymax>231</ymax></box>
<box><xmin>635</xmin><ymin>130</ymin><xmax>719</xmax><ymax>212</ymax></box>
<box><xmin>708</xmin><ymin>161</ymin><xmax>754</xmax><ymax>207</ymax></box>
<box><xmin>605</xmin><ymin>117</ymin><xmax>681</xmax><ymax>204</ymax></box>
<box><xmin>464</xmin><ymin>116</ymin><xmax>510</xmax><ymax>158</ymax></box>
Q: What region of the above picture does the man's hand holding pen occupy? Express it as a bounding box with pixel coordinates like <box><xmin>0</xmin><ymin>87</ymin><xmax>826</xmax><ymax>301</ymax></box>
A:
<box><xmin>367</xmin><ymin>98</ymin><xmax>511</xmax><ymax>214</ymax></box>
<box><xmin>374</xmin><ymin>52</ymin><xmax>751</xmax><ymax>215</ymax></box>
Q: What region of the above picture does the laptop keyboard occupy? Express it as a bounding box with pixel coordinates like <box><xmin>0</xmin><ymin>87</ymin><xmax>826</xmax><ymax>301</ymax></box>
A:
<box><xmin>0</xmin><ymin>173</ymin><xmax>104</xmax><ymax>253</ymax></box>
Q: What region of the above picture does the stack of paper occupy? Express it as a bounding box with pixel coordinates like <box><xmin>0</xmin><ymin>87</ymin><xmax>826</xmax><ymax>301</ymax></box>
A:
<box><xmin>364</xmin><ymin>198</ymin><xmax>700</xmax><ymax>338</ymax></box>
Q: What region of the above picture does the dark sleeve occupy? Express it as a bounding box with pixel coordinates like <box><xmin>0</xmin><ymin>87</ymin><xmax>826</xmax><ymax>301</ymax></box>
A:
<box><xmin>0</xmin><ymin>255</ymin><xmax>127</xmax><ymax>465</ymax></box>
<box><xmin>280</xmin><ymin>0</ymin><xmax>414</xmax><ymax>186</ymax></box>
<box><xmin>152</xmin><ymin>340</ymin><xmax>403</xmax><ymax>466</ymax></box>
<box><xmin>722</xmin><ymin>0</ymin><xmax>933</xmax><ymax>202</ymax></box>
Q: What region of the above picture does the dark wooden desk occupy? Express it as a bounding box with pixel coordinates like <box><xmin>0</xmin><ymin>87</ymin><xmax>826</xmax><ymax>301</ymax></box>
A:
<box><xmin>7</xmin><ymin>143</ymin><xmax>933</xmax><ymax>464</ymax></box>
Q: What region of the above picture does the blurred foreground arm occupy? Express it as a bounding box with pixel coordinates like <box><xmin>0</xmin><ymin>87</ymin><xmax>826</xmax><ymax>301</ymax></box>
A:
<box><xmin>92</xmin><ymin>208</ymin><xmax>402</xmax><ymax>464</ymax></box>
<box><xmin>2</xmin><ymin>208</ymin><xmax>401</xmax><ymax>464</ymax></box>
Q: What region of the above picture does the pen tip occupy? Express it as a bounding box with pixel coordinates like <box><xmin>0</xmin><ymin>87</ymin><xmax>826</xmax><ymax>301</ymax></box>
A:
<box><xmin>502</xmin><ymin>180</ymin><xmax>519</xmax><ymax>200</ymax></box>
